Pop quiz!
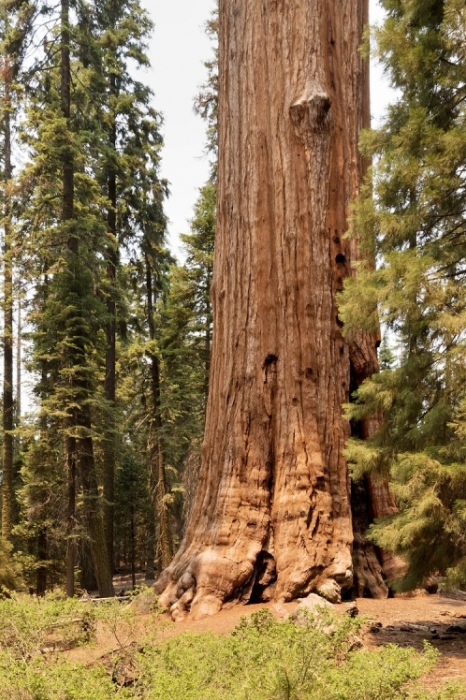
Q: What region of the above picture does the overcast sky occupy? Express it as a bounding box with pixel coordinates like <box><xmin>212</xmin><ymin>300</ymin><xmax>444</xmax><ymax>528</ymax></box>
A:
<box><xmin>140</xmin><ymin>0</ymin><xmax>390</xmax><ymax>260</ymax></box>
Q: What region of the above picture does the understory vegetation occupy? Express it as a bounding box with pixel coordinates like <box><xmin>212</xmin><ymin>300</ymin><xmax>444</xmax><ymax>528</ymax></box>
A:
<box><xmin>0</xmin><ymin>600</ymin><xmax>464</xmax><ymax>700</ymax></box>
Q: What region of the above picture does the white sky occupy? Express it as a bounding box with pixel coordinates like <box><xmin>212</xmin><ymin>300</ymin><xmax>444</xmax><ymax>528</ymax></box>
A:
<box><xmin>140</xmin><ymin>0</ymin><xmax>216</xmax><ymax>259</ymax></box>
<box><xmin>140</xmin><ymin>0</ymin><xmax>390</xmax><ymax>261</ymax></box>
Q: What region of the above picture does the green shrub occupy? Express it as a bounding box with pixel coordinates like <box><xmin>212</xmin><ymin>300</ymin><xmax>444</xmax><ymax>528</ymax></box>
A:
<box><xmin>0</xmin><ymin>601</ymin><xmax>464</xmax><ymax>700</ymax></box>
<box><xmin>0</xmin><ymin>593</ymin><xmax>96</xmax><ymax>658</ymax></box>
<box><xmin>131</xmin><ymin>609</ymin><xmax>447</xmax><ymax>700</ymax></box>
<box><xmin>0</xmin><ymin>652</ymin><xmax>131</xmax><ymax>700</ymax></box>
<box><xmin>411</xmin><ymin>685</ymin><xmax>466</xmax><ymax>700</ymax></box>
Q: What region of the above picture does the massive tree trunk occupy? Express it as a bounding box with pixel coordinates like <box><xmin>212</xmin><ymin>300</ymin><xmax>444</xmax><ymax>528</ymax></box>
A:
<box><xmin>156</xmin><ymin>0</ymin><xmax>390</xmax><ymax>619</ymax></box>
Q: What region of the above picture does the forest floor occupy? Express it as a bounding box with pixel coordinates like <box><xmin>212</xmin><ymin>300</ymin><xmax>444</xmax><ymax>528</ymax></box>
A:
<box><xmin>67</xmin><ymin>576</ymin><xmax>466</xmax><ymax>690</ymax></box>
<box><xmin>357</xmin><ymin>594</ymin><xmax>466</xmax><ymax>689</ymax></box>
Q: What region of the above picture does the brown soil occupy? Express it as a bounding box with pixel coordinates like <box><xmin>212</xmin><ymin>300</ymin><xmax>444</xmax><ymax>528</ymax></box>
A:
<box><xmin>358</xmin><ymin>594</ymin><xmax>466</xmax><ymax>689</ymax></box>
<box><xmin>68</xmin><ymin>585</ymin><xmax>466</xmax><ymax>690</ymax></box>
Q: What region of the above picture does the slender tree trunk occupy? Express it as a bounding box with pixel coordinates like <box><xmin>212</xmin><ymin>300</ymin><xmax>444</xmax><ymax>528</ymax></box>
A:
<box><xmin>156</xmin><ymin>0</ymin><xmax>390</xmax><ymax>620</ymax></box>
<box><xmin>61</xmin><ymin>0</ymin><xmax>78</xmax><ymax>598</ymax></box>
<box><xmin>79</xmin><ymin>428</ymin><xmax>114</xmax><ymax>597</ymax></box>
<box><xmin>103</xmin><ymin>288</ymin><xmax>116</xmax><ymax>571</ymax></box>
<box><xmin>155</xmin><ymin>435</ymin><xmax>172</xmax><ymax>571</ymax></box>
<box><xmin>65</xmin><ymin>433</ymin><xmax>77</xmax><ymax>596</ymax></box>
<box><xmin>145</xmin><ymin>255</ymin><xmax>172</xmax><ymax>572</ymax></box>
<box><xmin>145</xmin><ymin>507</ymin><xmax>156</xmax><ymax>580</ymax></box>
<box><xmin>14</xmin><ymin>299</ymin><xmax>22</xmax><ymax>509</ymax></box>
<box><xmin>33</xmin><ymin>358</ymin><xmax>49</xmax><ymax>596</ymax></box>
<box><xmin>16</xmin><ymin>298</ymin><xmax>21</xmax><ymax>422</ymax></box>
<box><xmin>79</xmin><ymin>540</ymin><xmax>97</xmax><ymax>592</ymax></box>
<box><xmin>36</xmin><ymin>527</ymin><xmax>48</xmax><ymax>596</ymax></box>
<box><xmin>103</xmin><ymin>65</ymin><xmax>118</xmax><ymax>573</ymax></box>
<box><xmin>130</xmin><ymin>500</ymin><xmax>136</xmax><ymax>590</ymax></box>
<box><xmin>103</xmin><ymin>162</ymin><xmax>117</xmax><ymax>574</ymax></box>
<box><xmin>2</xmin><ymin>60</ymin><xmax>14</xmax><ymax>544</ymax></box>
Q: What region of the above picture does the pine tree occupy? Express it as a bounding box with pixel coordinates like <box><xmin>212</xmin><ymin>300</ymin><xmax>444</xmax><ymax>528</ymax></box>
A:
<box><xmin>11</xmin><ymin>0</ymin><xmax>168</xmax><ymax>593</ymax></box>
<box><xmin>194</xmin><ymin>3</ymin><xmax>218</xmax><ymax>178</ymax></box>
<box><xmin>160</xmin><ymin>182</ymin><xmax>215</xmax><ymax>524</ymax></box>
<box><xmin>17</xmin><ymin>0</ymin><xmax>113</xmax><ymax>595</ymax></box>
<box><xmin>118</xmin><ymin>108</ymin><xmax>170</xmax><ymax>575</ymax></box>
<box><xmin>340</xmin><ymin>0</ymin><xmax>466</xmax><ymax>589</ymax></box>
<box><xmin>0</xmin><ymin>0</ymin><xmax>34</xmax><ymax>545</ymax></box>
<box><xmin>153</xmin><ymin>10</ymin><xmax>218</xmax><ymax>542</ymax></box>
<box><xmin>79</xmin><ymin>0</ymin><xmax>160</xmax><ymax>574</ymax></box>
<box><xmin>60</xmin><ymin>0</ymin><xmax>113</xmax><ymax>597</ymax></box>
<box><xmin>112</xmin><ymin>199</ymin><xmax>172</xmax><ymax>576</ymax></box>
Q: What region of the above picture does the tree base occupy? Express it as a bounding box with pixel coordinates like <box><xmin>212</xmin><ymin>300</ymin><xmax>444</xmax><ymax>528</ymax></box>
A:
<box><xmin>155</xmin><ymin>531</ymin><xmax>388</xmax><ymax>621</ymax></box>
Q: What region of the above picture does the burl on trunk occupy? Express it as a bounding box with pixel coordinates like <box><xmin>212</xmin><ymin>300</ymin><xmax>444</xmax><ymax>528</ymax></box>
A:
<box><xmin>156</xmin><ymin>0</ymin><xmax>395</xmax><ymax>619</ymax></box>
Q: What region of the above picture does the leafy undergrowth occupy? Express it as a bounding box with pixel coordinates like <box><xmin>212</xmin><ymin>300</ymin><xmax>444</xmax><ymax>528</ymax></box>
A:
<box><xmin>0</xmin><ymin>596</ymin><xmax>465</xmax><ymax>700</ymax></box>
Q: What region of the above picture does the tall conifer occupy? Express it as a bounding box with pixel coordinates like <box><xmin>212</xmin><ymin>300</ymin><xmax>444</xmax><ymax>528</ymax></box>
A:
<box><xmin>18</xmin><ymin>0</ymin><xmax>113</xmax><ymax>595</ymax></box>
<box><xmin>340</xmin><ymin>0</ymin><xmax>466</xmax><ymax>588</ymax></box>
<box><xmin>0</xmin><ymin>0</ymin><xmax>34</xmax><ymax>544</ymax></box>
<box><xmin>160</xmin><ymin>183</ymin><xmax>215</xmax><ymax>518</ymax></box>
<box><xmin>84</xmin><ymin>0</ymin><xmax>166</xmax><ymax>571</ymax></box>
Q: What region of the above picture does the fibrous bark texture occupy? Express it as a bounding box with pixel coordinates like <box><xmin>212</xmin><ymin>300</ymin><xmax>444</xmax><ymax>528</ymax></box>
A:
<box><xmin>156</xmin><ymin>0</ymin><xmax>388</xmax><ymax>619</ymax></box>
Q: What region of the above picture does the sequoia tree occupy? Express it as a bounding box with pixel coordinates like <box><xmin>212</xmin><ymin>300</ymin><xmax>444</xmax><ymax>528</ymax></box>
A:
<box><xmin>156</xmin><ymin>0</ymin><xmax>394</xmax><ymax>619</ymax></box>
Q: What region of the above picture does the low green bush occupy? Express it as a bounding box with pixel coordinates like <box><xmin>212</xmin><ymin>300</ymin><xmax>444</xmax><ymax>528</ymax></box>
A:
<box><xmin>0</xmin><ymin>601</ymin><xmax>464</xmax><ymax>700</ymax></box>
<box><xmin>0</xmin><ymin>593</ymin><xmax>96</xmax><ymax>659</ymax></box>
<box><xmin>0</xmin><ymin>651</ymin><xmax>131</xmax><ymax>700</ymax></box>
<box><xmin>132</xmin><ymin>609</ymin><xmax>442</xmax><ymax>700</ymax></box>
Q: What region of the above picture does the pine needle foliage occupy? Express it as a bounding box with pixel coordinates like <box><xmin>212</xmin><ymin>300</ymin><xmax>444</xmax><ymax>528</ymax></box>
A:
<box><xmin>0</xmin><ymin>539</ymin><xmax>19</xmax><ymax>591</ymax></box>
<box><xmin>10</xmin><ymin>0</ymin><xmax>169</xmax><ymax>592</ymax></box>
<box><xmin>161</xmin><ymin>184</ymin><xmax>215</xmax><ymax>452</ymax></box>
<box><xmin>0</xmin><ymin>0</ymin><xmax>35</xmax><ymax>544</ymax></box>
<box><xmin>339</xmin><ymin>0</ymin><xmax>466</xmax><ymax>589</ymax></box>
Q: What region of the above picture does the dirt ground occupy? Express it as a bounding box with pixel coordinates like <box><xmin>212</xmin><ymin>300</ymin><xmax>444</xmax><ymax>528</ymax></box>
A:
<box><xmin>358</xmin><ymin>594</ymin><xmax>466</xmax><ymax>688</ymax></box>
<box><xmin>69</xmin><ymin>582</ymin><xmax>466</xmax><ymax>690</ymax></box>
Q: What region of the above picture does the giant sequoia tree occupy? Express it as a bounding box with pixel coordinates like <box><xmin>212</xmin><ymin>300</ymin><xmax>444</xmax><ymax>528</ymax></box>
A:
<box><xmin>157</xmin><ymin>0</ymin><xmax>394</xmax><ymax>620</ymax></box>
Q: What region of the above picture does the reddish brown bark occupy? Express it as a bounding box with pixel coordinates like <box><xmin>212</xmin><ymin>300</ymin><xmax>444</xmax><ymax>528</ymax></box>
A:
<box><xmin>156</xmin><ymin>0</ymin><xmax>390</xmax><ymax>619</ymax></box>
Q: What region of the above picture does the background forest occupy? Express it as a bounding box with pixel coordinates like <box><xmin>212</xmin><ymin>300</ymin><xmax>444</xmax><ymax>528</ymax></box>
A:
<box><xmin>0</xmin><ymin>0</ymin><xmax>216</xmax><ymax>596</ymax></box>
<box><xmin>1</xmin><ymin>0</ymin><xmax>466</xmax><ymax>599</ymax></box>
